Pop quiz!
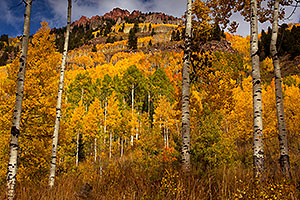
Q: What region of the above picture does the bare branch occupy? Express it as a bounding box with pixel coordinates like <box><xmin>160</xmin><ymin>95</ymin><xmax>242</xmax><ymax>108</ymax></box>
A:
<box><xmin>284</xmin><ymin>1</ymin><xmax>299</xmax><ymax>20</ymax></box>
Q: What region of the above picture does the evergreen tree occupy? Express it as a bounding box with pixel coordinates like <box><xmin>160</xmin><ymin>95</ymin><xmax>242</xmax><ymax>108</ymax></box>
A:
<box><xmin>175</xmin><ymin>30</ymin><xmax>180</xmax><ymax>41</ymax></box>
<box><xmin>211</xmin><ymin>23</ymin><xmax>224</xmax><ymax>41</ymax></box>
<box><xmin>133</xmin><ymin>22</ymin><xmax>139</xmax><ymax>33</ymax></box>
<box><xmin>106</xmin><ymin>35</ymin><xmax>112</xmax><ymax>43</ymax></box>
<box><xmin>151</xmin><ymin>28</ymin><xmax>156</xmax><ymax>36</ymax></box>
<box><xmin>119</xmin><ymin>23</ymin><xmax>125</xmax><ymax>32</ymax></box>
<box><xmin>171</xmin><ymin>30</ymin><xmax>176</xmax><ymax>41</ymax></box>
<box><xmin>92</xmin><ymin>45</ymin><xmax>97</xmax><ymax>52</ymax></box>
<box><xmin>0</xmin><ymin>51</ymin><xmax>8</xmax><ymax>66</ymax></box>
<box><xmin>128</xmin><ymin>28</ymin><xmax>137</xmax><ymax>50</ymax></box>
<box><xmin>0</xmin><ymin>34</ymin><xmax>9</xmax><ymax>44</ymax></box>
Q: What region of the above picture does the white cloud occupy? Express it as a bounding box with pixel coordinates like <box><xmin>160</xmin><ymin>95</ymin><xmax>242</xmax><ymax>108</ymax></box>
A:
<box><xmin>46</xmin><ymin>0</ymin><xmax>300</xmax><ymax>37</ymax></box>
<box><xmin>151</xmin><ymin>0</ymin><xmax>186</xmax><ymax>17</ymax></box>
<box><xmin>0</xmin><ymin>0</ymin><xmax>23</xmax><ymax>33</ymax></box>
<box><xmin>46</xmin><ymin>0</ymin><xmax>185</xmax><ymax>28</ymax></box>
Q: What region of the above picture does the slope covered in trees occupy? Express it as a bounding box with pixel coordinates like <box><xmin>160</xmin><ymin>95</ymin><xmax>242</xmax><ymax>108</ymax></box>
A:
<box><xmin>1</xmin><ymin>1</ymin><xmax>300</xmax><ymax>199</ymax></box>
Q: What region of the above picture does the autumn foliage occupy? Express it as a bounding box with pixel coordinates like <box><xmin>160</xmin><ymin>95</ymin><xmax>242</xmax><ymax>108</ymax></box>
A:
<box><xmin>0</xmin><ymin>15</ymin><xmax>300</xmax><ymax>199</ymax></box>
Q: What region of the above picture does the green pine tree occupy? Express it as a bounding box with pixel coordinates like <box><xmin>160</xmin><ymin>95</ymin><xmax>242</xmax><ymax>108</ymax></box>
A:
<box><xmin>128</xmin><ymin>28</ymin><xmax>137</xmax><ymax>50</ymax></box>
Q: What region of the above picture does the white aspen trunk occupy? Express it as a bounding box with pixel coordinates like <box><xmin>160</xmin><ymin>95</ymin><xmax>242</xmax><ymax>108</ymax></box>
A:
<box><xmin>163</xmin><ymin>123</ymin><xmax>166</xmax><ymax>147</ymax></box>
<box><xmin>181</xmin><ymin>0</ymin><xmax>192</xmax><ymax>173</ymax></box>
<box><xmin>49</xmin><ymin>0</ymin><xmax>72</xmax><ymax>188</ymax></box>
<box><xmin>131</xmin><ymin>135</ymin><xmax>134</xmax><ymax>146</ymax></box>
<box><xmin>75</xmin><ymin>90</ymin><xmax>84</xmax><ymax>167</ymax></box>
<box><xmin>132</xmin><ymin>84</ymin><xmax>134</xmax><ymax>113</ymax></box>
<box><xmin>109</xmin><ymin>131</ymin><xmax>112</xmax><ymax>159</ymax></box>
<box><xmin>159</xmin><ymin>118</ymin><xmax>162</xmax><ymax>129</ymax></box>
<box><xmin>166</xmin><ymin>129</ymin><xmax>169</xmax><ymax>149</ymax></box>
<box><xmin>81</xmin><ymin>88</ymin><xmax>84</xmax><ymax>101</ymax></box>
<box><xmin>136</xmin><ymin>110</ymin><xmax>139</xmax><ymax>140</ymax></box>
<box><xmin>148</xmin><ymin>91</ymin><xmax>151</xmax><ymax>116</ymax></box>
<box><xmin>270</xmin><ymin>0</ymin><xmax>290</xmax><ymax>179</ymax></box>
<box><xmin>131</xmin><ymin>84</ymin><xmax>134</xmax><ymax>146</ymax></box>
<box><xmin>121</xmin><ymin>136</ymin><xmax>124</xmax><ymax>158</ymax></box>
<box><xmin>7</xmin><ymin>1</ymin><xmax>32</xmax><ymax>198</ymax></box>
<box><xmin>104</xmin><ymin>97</ymin><xmax>107</xmax><ymax>135</ymax></box>
<box><xmin>250</xmin><ymin>0</ymin><xmax>264</xmax><ymax>180</ymax></box>
<box><xmin>94</xmin><ymin>137</ymin><xmax>97</xmax><ymax>163</ymax></box>
<box><xmin>99</xmin><ymin>145</ymin><xmax>102</xmax><ymax>176</ymax></box>
<box><xmin>76</xmin><ymin>128</ymin><xmax>80</xmax><ymax>167</ymax></box>
<box><xmin>166</xmin><ymin>118</ymin><xmax>169</xmax><ymax>149</ymax></box>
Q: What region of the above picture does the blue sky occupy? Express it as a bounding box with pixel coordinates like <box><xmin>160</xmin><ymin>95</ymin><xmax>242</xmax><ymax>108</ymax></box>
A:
<box><xmin>0</xmin><ymin>0</ymin><xmax>299</xmax><ymax>37</ymax></box>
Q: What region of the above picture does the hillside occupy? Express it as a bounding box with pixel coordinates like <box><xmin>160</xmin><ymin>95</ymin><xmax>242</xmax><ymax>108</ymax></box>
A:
<box><xmin>1</xmin><ymin>6</ymin><xmax>300</xmax><ymax>200</ymax></box>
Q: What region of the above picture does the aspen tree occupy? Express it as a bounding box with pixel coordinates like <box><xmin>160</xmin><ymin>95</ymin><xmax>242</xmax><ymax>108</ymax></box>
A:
<box><xmin>7</xmin><ymin>0</ymin><xmax>32</xmax><ymax>198</ymax></box>
<box><xmin>270</xmin><ymin>0</ymin><xmax>291</xmax><ymax>179</ymax></box>
<box><xmin>49</xmin><ymin>0</ymin><xmax>72</xmax><ymax>188</ymax></box>
<box><xmin>250</xmin><ymin>0</ymin><xmax>265</xmax><ymax>180</ymax></box>
<box><xmin>207</xmin><ymin>0</ymin><xmax>269</xmax><ymax>180</ymax></box>
<box><xmin>182</xmin><ymin>0</ymin><xmax>192</xmax><ymax>172</ymax></box>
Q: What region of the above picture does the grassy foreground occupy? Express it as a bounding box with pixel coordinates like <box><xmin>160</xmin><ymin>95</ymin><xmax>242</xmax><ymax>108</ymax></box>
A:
<box><xmin>0</xmin><ymin>156</ymin><xmax>299</xmax><ymax>200</ymax></box>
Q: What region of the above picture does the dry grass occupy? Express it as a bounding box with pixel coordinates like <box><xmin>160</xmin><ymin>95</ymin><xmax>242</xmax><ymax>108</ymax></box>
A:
<box><xmin>0</xmin><ymin>158</ymin><xmax>299</xmax><ymax>200</ymax></box>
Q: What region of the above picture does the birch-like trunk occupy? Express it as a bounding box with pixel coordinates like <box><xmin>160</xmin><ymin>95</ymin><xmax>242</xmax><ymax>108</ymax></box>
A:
<box><xmin>270</xmin><ymin>0</ymin><xmax>291</xmax><ymax>179</ymax></box>
<box><xmin>181</xmin><ymin>0</ymin><xmax>192</xmax><ymax>173</ymax></box>
<box><xmin>94</xmin><ymin>137</ymin><xmax>97</xmax><ymax>162</ymax></box>
<box><xmin>250</xmin><ymin>0</ymin><xmax>265</xmax><ymax>180</ymax></box>
<box><xmin>121</xmin><ymin>136</ymin><xmax>124</xmax><ymax>158</ymax></box>
<box><xmin>76</xmin><ymin>128</ymin><xmax>80</xmax><ymax>167</ymax></box>
<box><xmin>49</xmin><ymin>0</ymin><xmax>72</xmax><ymax>188</ymax></box>
<box><xmin>136</xmin><ymin>110</ymin><xmax>139</xmax><ymax>140</ymax></box>
<box><xmin>166</xmin><ymin>119</ymin><xmax>169</xmax><ymax>148</ymax></box>
<box><xmin>99</xmin><ymin>144</ymin><xmax>102</xmax><ymax>176</ymax></box>
<box><xmin>131</xmin><ymin>84</ymin><xmax>134</xmax><ymax>146</ymax></box>
<box><xmin>148</xmin><ymin>91</ymin><xmax>151</xmax><ymax>116</ymax></box>
<box><xmin>104</xmin><ymin>97</ymin><xmax>107</xmax><ymax>137</ymax></box>
<box><xmin>7</xmin><ymin>1</ymin><xmax>32</xmax><ymax>199</ymax></box>
<box><xmin>163</xmin><ymin>123</ymin><xmax>166</xmax><ymax>147</ymax></box>
<box><xmin>109</xmin><ymin>131</ymin><xmax>112</xmax><ymax>159</ymax></box>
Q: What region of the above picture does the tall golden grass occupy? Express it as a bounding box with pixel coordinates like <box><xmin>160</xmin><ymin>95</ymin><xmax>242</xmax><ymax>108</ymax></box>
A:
<box><xmin>0</xmin><ymin>156</ymin><xmax>298</xmax><ymax>200</ymax></box>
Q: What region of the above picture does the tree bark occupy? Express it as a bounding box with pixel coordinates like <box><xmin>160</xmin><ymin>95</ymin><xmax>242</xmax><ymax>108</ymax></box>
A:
<box><xmin>163</xmin><ymin>123</ymin><xmax>166</xmax><ymax>147</ymax></box>
<box><xmin>121</xmin><ymin>136</ymin><xmax>124</xmax><ymax>158</ymax></box>
<box><xmin>104</xmin><ymin>97</ymin><xmax>107</xmax><ymax>132</ymax></box>
<box><xmin>148</xmin><ymin>91</ymin><xmax>151</xmax><ymax>116</ymax></box>
<box><xmin>270</xmin><ymin>0</ymin><xmax>291</xmax><ymax>179</ymax></box>
<box><xmin>250</xmin><ymin>0</ymin><xmax>265</xmax><ymax>181</ymax></box>
<box><xmin>49</xmin><ymin>0</ymin><xmax>72</xmax><ymax>188</ymax></box>
<box><xmin>7</xmin><ymin>1</ymin><xmax>32</xmax><ymax>199</ymax></box>
<box><xmin>109</xmin><ymin>131</ymin><xmax>112</xmax><ymax>159</ymax></box>
<box><xmin>76</xmin><ymin>128</ymin><xmax>80</xmax><ymax>167</ymax></box>
<box><xmin>166</xmin><ymin>118</ymin><xmax>169</xmax><ymax>149</ymax></box>
<box><xmin>131</xmin><ymin>84</ymin><xmax>134</xmax><ymax>146</ymax></box>
<box><xmin>94</xmin><ymin>137</ymin><xmax>97</xmax><ymax>163</ymax></box>
<box><xmin>99</xmin><ymin>140</ymin><xmax>102</xmax><ymax>176</ymax></box>
<box><xmin>181</xmin><ymin>0</ymin><xmax>192</xmax><ymax>173</ymax></box>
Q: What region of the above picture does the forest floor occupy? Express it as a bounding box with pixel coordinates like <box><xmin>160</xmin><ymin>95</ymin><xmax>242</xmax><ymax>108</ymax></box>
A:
<box><xmin>0</xmin><ymin>157</ymin><xmax>299</xmax><ymax>200</ymax></box>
